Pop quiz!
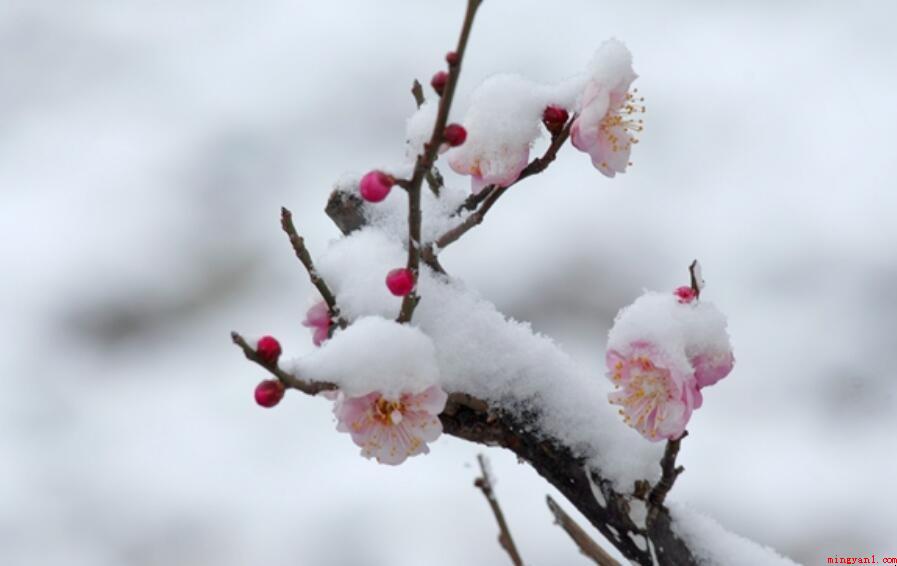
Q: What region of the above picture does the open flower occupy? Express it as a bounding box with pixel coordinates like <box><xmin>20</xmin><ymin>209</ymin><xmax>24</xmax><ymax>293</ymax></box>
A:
<box><xmin>446</xmin><ymin>74</ymin><xmax>542</xmax><ymax>194</ymax></box>
<box><xmin>571</xmin><ymin>39</ymin><xmax>643</xmax><ymax>178</ymax></box>
<box><xmin>302</xmin><ymin>301</ymin><xmax>331</xmax><ymax>347</ymax></box>
<box><xmin>607</xmin><ymin>342</ymin><xmax>700</xmax><ymax>441</ymax></box>
<box><xmin>333</xmin><ymin>385</ymin><xmax>448</xmax><ymax>465</ymax></box>
<box><xmin>605</xmin><ymin>288</ymin><xmax>734</xmax><ymax>441</ymax></box>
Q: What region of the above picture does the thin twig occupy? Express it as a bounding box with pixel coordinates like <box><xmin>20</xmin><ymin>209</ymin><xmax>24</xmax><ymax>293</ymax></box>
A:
<box><xmin>280</xmin><ymin>207</ymin><xmax>347</xmax><ymax>328</ymax></box>
<box><xmin>689</xmin><ymin>259</ymin><xmax>702</xmax><ymax>300</ymax></box>
<box><xmin>425</xmin><ymin>113</ymin><xmax>576</xmax><ymax>260</ymax></box>
<box><xmin>546</xmin><ymin>496</ymin><xmax>621</xmax><ymax>566</ymax></box>
<box><xmin>411</xmin><ymin>79</ymin><xmax>444</xmax><ymax>198</ymax></box>
<box><xmin>474</xmin><ymin>454</ymin><xmax>524</xmax><ymax>566</ymax></box>
<box><xmin>647</xmin><ymin>431</ymin><xmax>687</xmax><ymax>522</ymax></box>
<box><xmin>454</xmin><ymin>183</ymin><xmax>495</xmax><ymax>214</ymax></box>
<box><xmin>230</xmin><ymin>331</ymin><xmax>338</xmax><ymax>396</ymax></box>
<box><xmin>397</xmin><ymin>0</ymin><xmax>482</xmax><ymax>324</ymax></box>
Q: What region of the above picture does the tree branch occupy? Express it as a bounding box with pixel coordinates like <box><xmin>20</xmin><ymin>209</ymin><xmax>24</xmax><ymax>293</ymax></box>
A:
<box><xmin>230</xmin><ymin>331</ymin><xmax>337</xmax><ymax>396</ymax></box>
<box><xmin>647</xmin><ymin>432</ymin><xmax>686</xmax><ymax>525</ymax></box>
<box><xmin>546</xmin><ymin>495</ymin><xmax>621</xmax><ymax>566</ymax></box>
<box><xmin>474</xmin><ymin>454</ymin><xmax>524</xmax><ymax>566</ymax></box>
<box><xmin>280</xmin><ymin>207</ymin><xmax>347</xmax><ymax>328</ymax></box>
<box><xmin>397</xmin><ymin>0</ymin><xmax>482</xmax><ymax>324</ymax></box>
<box><xmin>318</xmin><ymin>181</ymin><xmax>700</xmax><ymax>566</ymax></box>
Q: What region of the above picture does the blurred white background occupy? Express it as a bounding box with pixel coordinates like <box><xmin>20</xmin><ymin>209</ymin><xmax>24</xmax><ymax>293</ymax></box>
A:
<box><xmin>2</xmin><ymin>0</ymin><xmax>895</xmax><ymax>564</ymax></box>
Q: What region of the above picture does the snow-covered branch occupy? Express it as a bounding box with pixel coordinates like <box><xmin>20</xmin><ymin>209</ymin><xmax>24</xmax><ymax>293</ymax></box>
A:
<box><xmin>229</xmin><ymin>3</ymin><xmax>799</xmax><ymax>564</ymax></box>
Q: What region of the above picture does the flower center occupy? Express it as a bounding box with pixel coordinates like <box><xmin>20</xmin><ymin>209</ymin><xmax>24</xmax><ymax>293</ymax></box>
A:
<box><xmin>373</xmin><ymin>398</ymin><xmax>405</xmax><ymax>426</ymax></box>
<box><xmin>599</xmin><ymin>89</ymin><xmax>645</xmax><ymax>164</ymax></box>
<box><xmin>611</xmin><ymin>355</ymin><xmax>675</xmax><ymax>438</ymax></box>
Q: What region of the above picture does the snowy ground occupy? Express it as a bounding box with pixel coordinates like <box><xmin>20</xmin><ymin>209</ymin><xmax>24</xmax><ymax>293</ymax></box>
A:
<box><xmin>2</xmin><ymin>0</ymin><xmax>895</xmax><ymax>564</ymax></box>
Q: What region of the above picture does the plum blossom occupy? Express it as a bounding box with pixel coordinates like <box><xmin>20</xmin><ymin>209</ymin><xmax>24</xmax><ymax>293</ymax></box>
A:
<box><xmin>446</xmin><ymin>74</ymin><xmax>545</xmax><ymax>194</ymax></box>
<box><xmin>606</xmin><ymin>288</ymin><xmax>734</xmax><ymax>441</ymax></box>
<box><xmin>691</xmin><ymin>350</ymin><xmax>735</xmax><ymax>389</ymax></box>
<box><xmin>607</xmin><ymin>342</ymin><xmax>700</xmax><ymax>441</ymax></box>
<box><xmin>332</xmin><ymin>385</ymin><xmax>448</xmax><ymax>465</ymax></box>
<box><xmin>302</xmin><ymin>301</ymin><xmax>331</xmax><ymax>347</ymax></box>
<box><xmin>571</xmin><ymin>39</ymin><xmax>644</xmax><ymax>178</ymax></box>
<box><xmin>449</xmin><ymin>143</ymin><xmax>530</xmax><ymax>194</ymax></box>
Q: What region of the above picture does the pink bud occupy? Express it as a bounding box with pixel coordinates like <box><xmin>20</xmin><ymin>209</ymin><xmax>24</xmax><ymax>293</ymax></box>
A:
<box><xmin>542</xmin><ymin>105</ymin><xmax>569</xmax><ymax>136</ymax></box>
<box><xmin>443</xmin><ymin>124</ymin><xmax>467</xmax><ymax>147</ymax></box>
<box><xmin>256</xmin><ymin>335</ymin><xmax>282</xmax><ymax>364</ymax></box>
<box><xmin>445</xmin><ymin>51</ymin><xmax>459</xmax><ymax>66</ymax></box>
<box><xmin>674</xmin><ymin>286</ymin><xmax>697</xmax><ymax>304</ymax></box>
<box><xmin>254</xmin><ymin>380</ymin><xmax>285</xmax><ymax>408</ymax></box>
<box><xmin>431</xmin><ymin>71</ymin><xmax>448</xmax><ymax>96</ymax></box>
<box><xmin>359</xmin><ymin>171</ymin><xmax>394</xmax><ymax>203</ymax></box>
<box><xmin>385</xmin><ymin>268</ymin><xmax>415</xmax><ymax>297</ymax></box>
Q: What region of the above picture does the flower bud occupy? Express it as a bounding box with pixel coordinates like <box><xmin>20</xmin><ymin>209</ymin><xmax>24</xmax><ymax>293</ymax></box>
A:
<box><xmin>542</xmin><ymin>105</ymin><xmax>569</xmax><ymax>136</ymax></box>
<box><xmin>256</xmin><ymin>335</ymin><xmax>282</xmax><ymax>365</ymax></box>
<box><xmin>443</xmin><ymin>123</ymin><xmax>467</xmax><ymax>147</ymax></box>
<box><xmin>385</xmin><ymin>268</ymin><xmax>415</xmax><ymax>297</ymax></box>
<box><xmin>254</xmin><ymin>380</ymin><xmax>285</xmax><ymax>408</ymax></box>
<box><xmin>359</xmin><ymin>170</ymin><xmax>394</xmax><ymax>203</ymax></box>
<box><xmin>430</xmin><ymin>71</ymin><xmax>448</xmax><ymax>96</ymax></box>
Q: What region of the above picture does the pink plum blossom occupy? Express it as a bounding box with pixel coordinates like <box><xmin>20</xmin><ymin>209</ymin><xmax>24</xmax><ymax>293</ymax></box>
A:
<box><xmin>606</xmin><ymin>286</ymin><xmax>735</xmax><ymax>441</ymax></box>
<box><xmin>607</xmin><ymin>342</ymin><xmax>700</xmax><ymax>442</ymax></box>
<box><xmin>332</xmin><ymin>385</ymin><xmax>448</xmax><ymax>465</ymax></box>
<box><xmin>690</xmin><ymin>350</ymin><xmax>735</xmax><ymax>389</ymax></box>
<box><xmin>571</xmin><ymin>41</ymin><xmax>643</xmax><ymax>178</ymax></box>
<box><xmin>449</xmin><ymin>146</ymin><xmax>530</xmax><ymax>194</ymax></box>
<box><xmin>302</xmin><ymin>301</ymin><xmax>331</xmax><ymax>347</ymax></box>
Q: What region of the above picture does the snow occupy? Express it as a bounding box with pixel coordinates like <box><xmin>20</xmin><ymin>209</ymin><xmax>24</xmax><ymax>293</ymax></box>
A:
<box><xmin>291</xmin><ymin>316</ymin><xmax>440</xmax><ymax>397</ymax></box>
<box><xmin>670</xmin><ymin>503</ymin><xmax>800</xmax><ymax>565</ymax></box>
<box><xmin>405</xmin><ymin>99</ymin><xmax>439</xmax><ymax>159</ymax></box>
<box><xmin>607</xmin><ymin>291</ymin><xmax>733</xmax><ymax>374</ymax></box>
<box><xmin>445</xmin><ymin>72</ymin><xmax>583</xmax><ymax>188</ymax></box>
<box><xmin>447</xmin><ymin>74</ymin><xmax>549</xmax><ymax>166</ymax></box>
<box><xmin>629</xmin><ymin>498</ymin><xmax>647</xmax><ymax>530</ymax></box>
<box><xmin>585</xmin><ymin>38</ymin><xmax>638</xmax><ymax>96</ymax></box>
<box><xmin>306</xmin><ymin>226</ymin><xmax>664</xmax><ymax>488</ymax></box>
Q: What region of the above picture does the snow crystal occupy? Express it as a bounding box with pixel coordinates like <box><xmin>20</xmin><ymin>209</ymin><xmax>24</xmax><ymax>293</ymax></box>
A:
<box><xmin>670</xmin><ymin>504</ymin><xmax>799</xmax><ymax>565</ymax></box>
<box><xmin>291</xmin><ymin>316</ymin><xmax>440</xmax><ymax>397</ymax></box>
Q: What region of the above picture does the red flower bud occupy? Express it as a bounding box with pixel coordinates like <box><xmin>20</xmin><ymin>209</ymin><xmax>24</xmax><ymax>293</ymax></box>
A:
<box><xmin>431</xmin><ymin>71</ymin><xmax>448</xmax><ymax>96</ymax></box>
<box><xmin>256</xmin><ymin>335</ymin><xmax>282</xmax><ymax>365</ymax></box>
<box><xmin>674</xmin><ymin>286</ymin><xmax>698</xmax><ymax>304</ymax></box>
<box><xmin>254</xmin><ymin>380</ymin><xmax>285</xmax><ymax>408</ymax></box>
<box><xmin>359</xmin><ymin>170</ymin><xmax>394</xmax><ymax>203</ymax></box>
<box><xmin>385</xmin><ymin>268</ymin><xmax>415</xmax><ymax>297</ymax></box>
<box><xmin>542</xmin><ymin>105</ymin><xmax>570</xmax><ymax>136</ymax></box>
<box><xmin>445</xmin><ymin>51</ymin><xmax>459</xmax><ymax>66</ymax></box>
<box><xmin>443</xmin><ymin>123</ymin><xmax>467</xmax><ymax>147</ymax></box>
